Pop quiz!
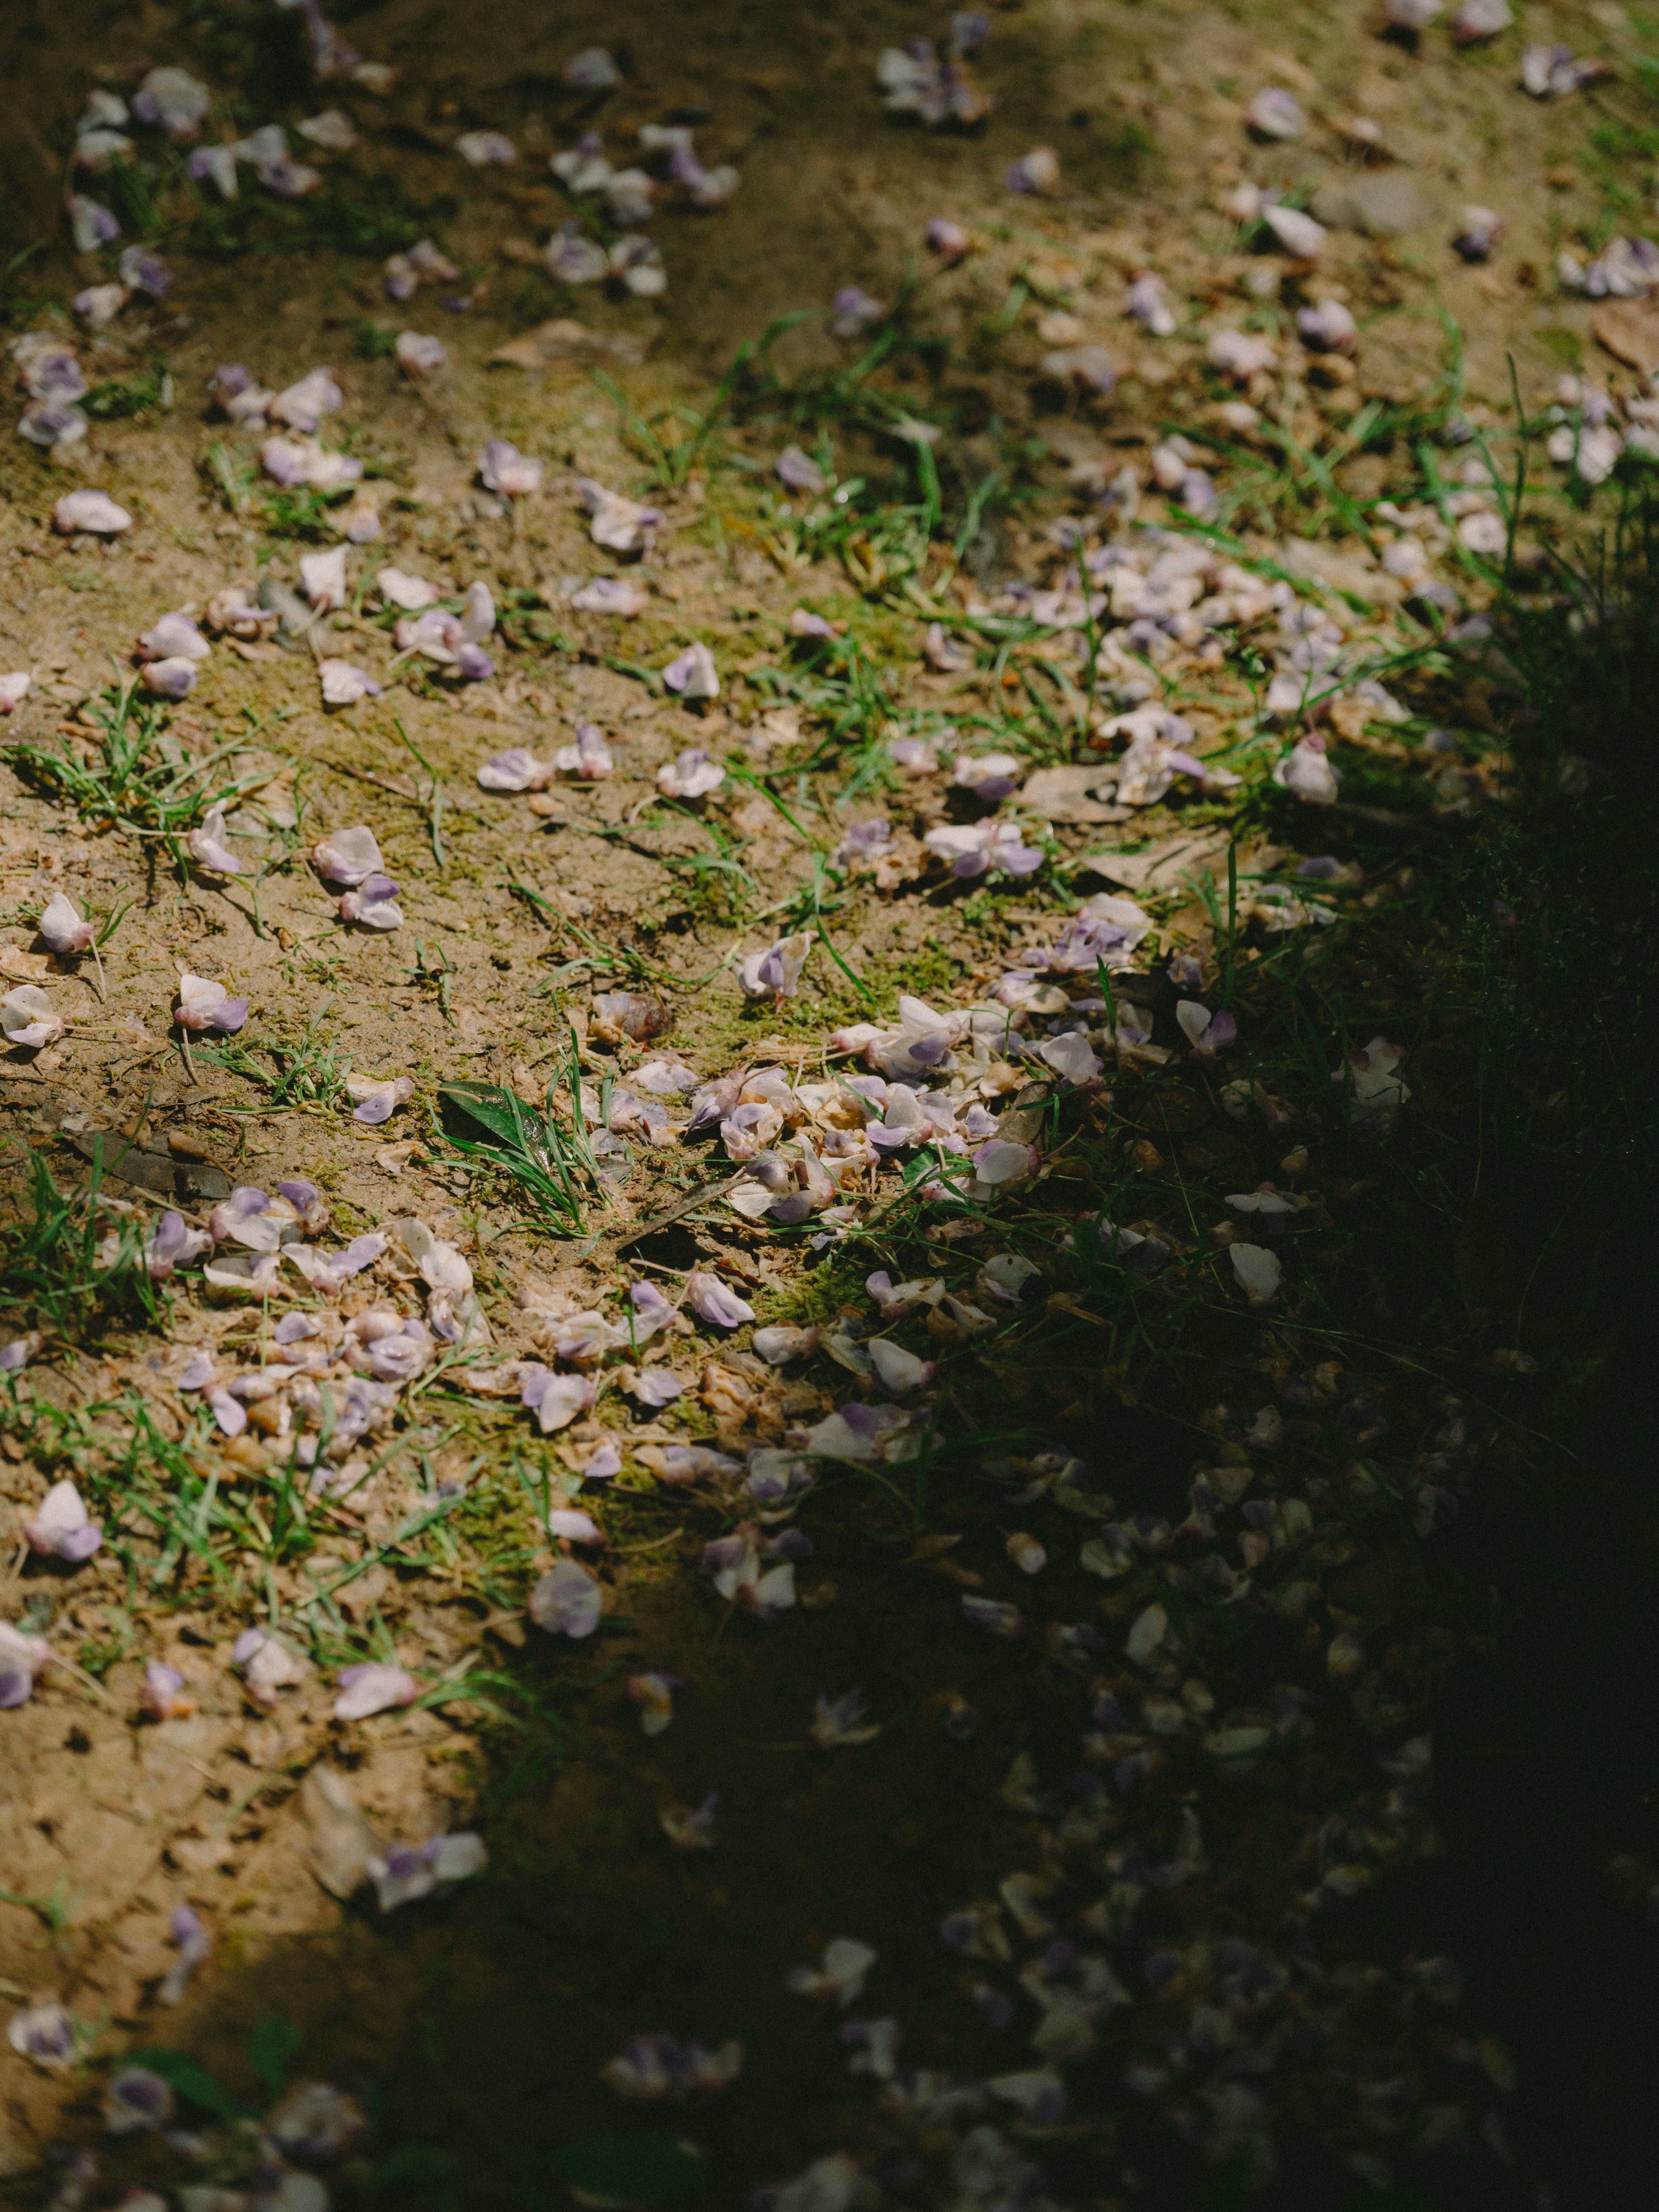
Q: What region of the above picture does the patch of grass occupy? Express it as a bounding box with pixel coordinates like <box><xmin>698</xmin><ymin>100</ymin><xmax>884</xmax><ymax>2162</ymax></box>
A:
<box><xmin>0</xmin><ymin>1146</ymin><xmax>161</xmax><ymax>1338</ymax></box>
<box><xmin>186</xmin><ymin>170</ymin><xmax>457</xmax><ymax>262</ymax></box>
<box><xmin>83</xmin><ymin>362</ymin><xmax>173</xmax><ymax>420</ymax></box>
<box><xmin>3</xmin><ymin>680</ymin><xmax>268</xmax><ymax>844</ymax></box>
<box><xmin>194</xmin><ymin>1001</ymin><xmax>356</xmax><ymax>1113</ymax></box>
<box><xmin>435</xmin><ymin>1050</ymin><xmax>604</xmax><ymax>1237</ymax></box>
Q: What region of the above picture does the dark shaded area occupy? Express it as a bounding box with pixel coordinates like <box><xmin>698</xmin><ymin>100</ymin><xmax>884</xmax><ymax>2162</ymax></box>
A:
<box><xmin>1419</xmin><ymin>521</ymin><xmax>1659</xmax><ymax>2212</ymax></box>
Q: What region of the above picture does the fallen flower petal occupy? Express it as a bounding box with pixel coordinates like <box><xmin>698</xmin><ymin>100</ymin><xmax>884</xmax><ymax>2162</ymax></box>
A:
<box><xmin>339</xmin><ymin>875</ymin><xmax>404</xmax><ymax>930</ymax></box>
<box><xmin>685</xmin><ymin>1271</ymin><xmax>755</xmax><ymax>1327</ymax></box>
<box><xmin>662</xmin><ymin>642</ymin><xmax>721</xmax><ymax>699</ymax></box>
<box><xmin>54</xmin><ymin>489</ymin><xmax>130</xmax><ymax>536</ymax></box>
<box><xmin>3</xmin><ymin>985</ymin><xmax>66</xmax><ymax>1051</ymax></box>
<box><xmin>184</xmin><ymin>806</ymin><xmax>242</xmax><ymax>875</ymax></box>
<box><xmin>334</xmin><ymin>1662</ymin><xmax>420</xmax><ymax>1720</ymax></box>
<box><xmin>1247</xmin><ymin>87</ymin><xmax>1305</xmax><ymax>140</ymax></box>
<box><xmin>38</xmin><ymin>893</ymin><xmax>94</xmax><ymax>956</ymax></box>
<box><xmin>175</xmin><ymin>972</ymin><xmax>248</xmax><ymax>1033</ymax></box>
<box><xmin>319</xmin><ymin>657</ymin><xmax>383</xmax><ymax>705</ymax></box>
<box><xmin>23</xmin><ymin>1480</ymin><xmax>102</xmax><ymax>1563</ymax></box>
<box><xmin>1230</xmin><ymin>1243</ymin><xmax>1283</xmax><ymax>1305</ymax></box>
<box><xmin>529</xmin><ymin>1558</ymin><xmax>604</xmax><ymax>1638</ymax></box>
<box><xmin>787</xmin><ymin>1936</ymin><xmax>877</xmax><ymax>2004</ymax></box>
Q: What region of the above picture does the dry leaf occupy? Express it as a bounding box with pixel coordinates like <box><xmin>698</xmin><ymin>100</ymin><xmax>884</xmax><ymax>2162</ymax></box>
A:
<box><xmin>489</xmin><ymin>319</ymin><xmax>650</xmax><ymax>371</ymax></box>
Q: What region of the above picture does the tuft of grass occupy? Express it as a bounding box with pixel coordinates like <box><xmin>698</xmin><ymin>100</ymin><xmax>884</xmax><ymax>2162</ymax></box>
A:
<box><xmin>434</xmin><ymin>1044</ymin><xmax>604</xmax><ymax>1237</ymax></box>
<box><xmin>194</xmin><ymin>1001</ymin><xmax>355</xmax><ymax>1113</ymax></box>
<box><xmin>3</xmin><ymin>680</ymin><xmax>268</xmax><ymax>844</ymax></box>
<box><xmin>0</xmin><ymin>1145</ymin><xmax>162</xmax><ymax>1338</ymax></box>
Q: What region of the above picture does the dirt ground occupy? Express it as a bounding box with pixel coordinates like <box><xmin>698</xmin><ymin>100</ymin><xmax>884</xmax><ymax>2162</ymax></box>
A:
<box><xmin>2</xmin><ymin>1</ymin><xmax>1655</xmax><ymax>2206</ymax></box>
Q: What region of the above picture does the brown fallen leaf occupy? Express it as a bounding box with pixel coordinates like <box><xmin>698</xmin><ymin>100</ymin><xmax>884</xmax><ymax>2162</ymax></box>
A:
<box><xmin>1594</xmin><ymin>300</ymin><xmax>1659</xmax><ymax>376</ymax></box>
<box><xmin>489</xmin><ymin>318</ymin><xmax>650</xmax><ymax>371</ymax></box>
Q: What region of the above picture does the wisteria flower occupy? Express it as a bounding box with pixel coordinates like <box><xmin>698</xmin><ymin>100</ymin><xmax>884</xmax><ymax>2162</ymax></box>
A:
<box><xmin>334</xmin><ymin>1662</ymin><xmax>420</xmax><ymax>1721</ymax></box>
<box><xmin>1453</xmin><ymin>0</ymin><xmax>1512</xmax><ymax>40</ymax></box>
<box><xmin>628</xmin><ymin>1671</ymin><xmax>680</xmax><ymax>1736</ymax></box>
<box><xmin>139</xmin><ymin>1661</ymin><xmax>190</xmax><ymax>1721</ymax></box>
<box><xmin>0</xmin><ymin>1333</ymin><xmax>42</xmax><ymax>1372</ymax></box>
<box><xmin>142</xmin><ymin>654</ymin><xmax>198</xmax><ymax>701</ymax></box>
<box><xmin>183</xmin><ymin>805</ymin><xmax>241</xmax><ymax>875</ymax></box>
<box><xmin>812</xmin><ymin>1689</ymin><xmax>881</xmax><ymax>1749</ymax></box>
<box><xmin>787</xmin><ymin>1937</ymin><xmax>877</xmax><ymax>2004</ymax></box>
<box><xmin>319</xmin><ymin>658</ymin><xmax>383</xmax><ymax>706</ymax></box>
<box><xmin>377</xmin><ymin>569</ymin><xmax>440</xmax><ymax>615</ymax></box>
<box><xmin>300</xmin><ymin>546</ymin><xmax>348</xmax><ymax>611</ymax></box>
<box><xmin>1037</xmin><ymin>1032</ymin><xmax>1102</xmax><ymax>1086</ymax></box>
<box><xmin>20</xmin><ymin>403</ymin><xmax>88</xmax><ymax>448</ymax></box>
<box><xmin>657</xmin><ymin>745</ymin><xmax>724</xmax><ymax>798</ymax></box>
<box><xmin>1247</xmin><ymin>88</ymin><xmax>1304</xmax><ymax>140</ymax></box>
<box><xmin>830</xmin><ymin>286</ymin><xmax>886</xmax><ymax>337</ymax></box>
<box><xmin>577</xmin><ymin>479</ymin><xmax>663</xmax><ymax>557</ymax></box>
<box><xmin>53</xmin><ymin>489</ymin><xmax>130</xmax><ymax>536</ymax></box>
<box><xmin>479</xmin><ymin>439</ymin><xmax>542</xmax><ymax>494</ymax></box>
<box><xmin>23</xmin><ymin>1480</ymin><xmax>102</xmax><ymax>1563</ymax></box>
<box><xmin>1272</xmin><ymin>733</ymin><xmax>1342</xmax><ymax>805</ymax></box>
<box><xmin>395</xmin><ymin>331</ymin><xmax>446</xmax><ymax>377</ymax></box>
<box><xmin>601</xmin><ymin>2034</ymin><xmax>743</xmax><ymax>2101</ymax></box>
<box><xmin>369</xmin><ymin>1831</ymin><xmax>487</xmax><ymax>1912</ymax></box>
<box><xmin>457</xmin><ymin>129</ymin><xmax>517</xmax><ymax>165</ymax></box>
<box><xmin>137</xmin><ymin>611</ymin><xmax>212</xmax><ymax>666</ymax></box>
<box><xmin>234</xmin><ymin>1627</ymin><xmax>308</xmax><ymax>1709</ymax></box>
<box><xmin>738</xmin><ymin>931</ymin><xmax>812</xmax><ymax>1001</ymax></box>
<box><xmin>1297</xmin><ymin>298</ymin><xmax>1357</xmax><ymax>353</ymax></box>
<box><xmin>6</xmin><ymin>1998</ymin><xmax>75</xmax><ymax>2068</ymax></box>
<box><xmin>297</xmin><ymin>107</ymin><xmax>358</xmax><ymax>152</ymax></box>
<box><xmin>529</xmin><ymin>1558</ymin><xmax>603</xmax><ymax>1638</ymax></box>
<box><xmin>67</xmin><ymin>194</ymin><xmax>119</xmax><ymax>252</ymax></box>
<box><xmin>476</xmin><ymin>747</ymin><xmax>552</xmax><ymax>792</ymax></box>
<box><xmin>662</xmin><ymin>642</ymin><xmax>720</xmax><ymax>701</ymax></box>
<box><xmin>554</xmin><ymin>723</ymin><xmax>614</xmax><ymax>777</ymax></box>
<box><xmin>37</xmin><ymin>893</ymin><xmax>94</xmax><ymax>957</ymax></box>
<box><xmin>0</xmin><ymin>673</ymin><xmax>30</xmax><ymax>713</ymax></box>
<box><xmin>139</xmin><ymin>1210</ymin><xmax>211</xmax><ymax>1279</ymax></box>
<box><xmin>270</xmin><ymin>368</ymin><xmax>343</xmax><ymax>433</ymax></box>
<box><xmin>72</xmin><ymin>283</ymin><xmax>128</xmax><ymax>331</ymax></box>
<box><xmin>563</xmin><ymin>44</ymin><xmax>622</xmax><ymax>87</ymax></box>
<box><xmin>685</xmin><ymin>1271</ymin><xmax>755</xmax><ymax>1328</ymax></box>
<box><xmin>0</xmin><ymin>1621</ymin><xmax>52</xmax><ymax>1709</ymax></box>
<box><xmin>339</xmin><ymin>874</ymin><xmax>404</xmax><ymax>930</ymax></box>
<box><xmin>1175</xmin><ymin>1001</ymin><xmax>1237</xmax><ymax>1058</ymax></box>
<box><xmin>926</xmin><ymin>217</ymin><xmax>971</xmax><ymax>260</ymax></box>
<box><xmin>962</xmin><ymin>1593</ymin><xmax>1023</xmax><ymax>1637</ymax></box>
<box><xmin>1230</xmin><ymin>1243</ymin><xmax>1282</xmax><ymax>1306</ymax></box>
<box><xmin>1208</xmin><ymin>328</ymin><xmax>1278</xmax><ymax>383</ymax></box>
<box><xmin>1126</xmin><ymin>273</ymin><xmax>1176</xmax><ymax>336</ymax></box>
<box><xmin>776</xmin><ymin>445</ymin><xmax>828</xmax><ymax>495</ymax></box>
<box><xmin>520</xmin><ymin>1365</ymin><xmax>597</xmax><ymax>1433</ymax></box>
<box><xmin>346</xmin><ymin>1073</ymin><xmax>414</xmax><ymax>1125</ymax></box>
<box><xmin>175</xmin><ymin>972</ymin><xmax>248</xmax><ymax>1033</ymax></box>
<box><xmin>105</xmin><ymin>2067</ymin><xmax>177</xmax><ymax>2134</ymax></box>
<box><xmin>1338</xmin><ymin>1035</ymin><xmax>1411</xmax><ymax>1125</ymax></box>
<box><xmin>544</xmin><ymin>223</ymin><xmax>610</xmax><ymax>284</ymax></box>
<box><xmin>132</xmin><ymin>66</ymin><xmax>210</xmax><ymax>140</ymax></box>
<box><xmin>1261</xmin><ymin>203</ymin><xmax>1325</xmax><ymax>259</ymax></box>
<box><xmin>311</xmin><ymin>824</ymin><xmax>384</xmax><ymax>884</ymax></box>
<box><xmin>1453</xmin><ymin>206</ymin><xmax>1505</xmax><ymax>263</ymax></box>
<box><xmin>570</xmin><ymin>575</ymin><xmax>648</xmax><ymax>616</ymax></box>
<box><xmin>3</xmin><ymin>985</ymin><xmax>64</xmax><ymax>1051</ymax></box>
<box><xmin>1007</xmin><ymin>146</ymin><xmax>1061</xmax><ymax>194</ymax></box>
